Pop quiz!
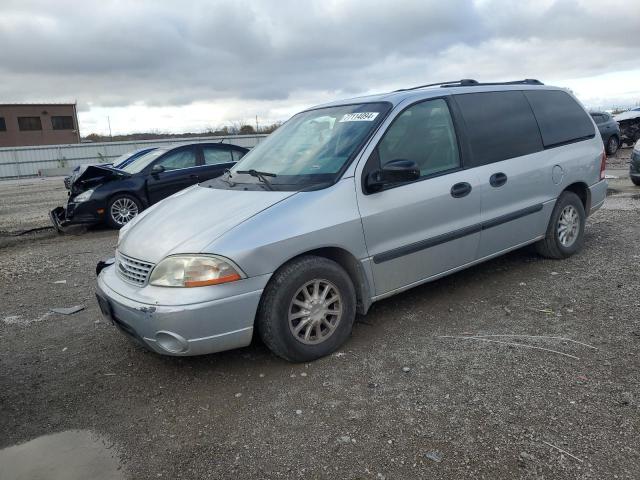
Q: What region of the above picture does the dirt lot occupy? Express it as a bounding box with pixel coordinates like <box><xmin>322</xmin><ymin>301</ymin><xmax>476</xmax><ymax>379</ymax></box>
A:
<box><xmin>1</xmin><ymin>152</ymin><xmax>639</xmax><ymax>479</ymax></box>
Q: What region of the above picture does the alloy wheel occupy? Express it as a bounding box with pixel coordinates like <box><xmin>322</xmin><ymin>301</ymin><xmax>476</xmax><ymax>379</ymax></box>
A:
<box><xmin>110</xmin><ymin>197</ymin><xmax>139</xmax><ymax>226</ymax></box>
<box><xmin>288</xmin><ymin>279</ymin><xmax>343</xmax><ymax>345</ymax></box>
<box><xmin>557</xmin><ymin>205</ymin><xmax>580</xmax><ymax>247</ymax></box>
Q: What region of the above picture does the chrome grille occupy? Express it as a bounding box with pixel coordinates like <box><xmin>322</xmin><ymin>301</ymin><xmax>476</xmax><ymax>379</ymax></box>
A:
<box><xmin>116</xmin><ymin>251</ymin><xmax>154</xmax><ymax>286</ymax></box>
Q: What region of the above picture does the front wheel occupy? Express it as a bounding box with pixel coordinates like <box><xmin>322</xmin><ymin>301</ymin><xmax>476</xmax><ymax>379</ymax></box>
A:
<box><xmin>606</xmin><ymin>135</ymin><xmax>619</xmax><ymax>156</ymax></box>
<box><xmin>535</xmin><ymin>191</ymin><xmax>586</xmax><ymax>259</ymax></box>
<box><xmin>631</xmin><ymin>176</ymin><xmax>640</xmax><ymax>186</ymax></box>
<box><xmin>106</xmin><ymin>194</ymin><xmax>142</xmax><ymax>229</ymax></box>
<box><xmin>257</xmin><ymin>256</ymin><xmax>356</xmax><ymax>362</ymax></box>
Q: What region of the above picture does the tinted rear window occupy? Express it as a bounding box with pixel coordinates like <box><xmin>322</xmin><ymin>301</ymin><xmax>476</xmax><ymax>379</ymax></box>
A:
<box><xmin>524</xmin><ymin>90</ymin><xmax>595</xmax><ymax>148</ymax></box>
<box><xmin>454</xmin><ymin>91</ymin><xmax>543</xmax><ymax>167</ymax></box>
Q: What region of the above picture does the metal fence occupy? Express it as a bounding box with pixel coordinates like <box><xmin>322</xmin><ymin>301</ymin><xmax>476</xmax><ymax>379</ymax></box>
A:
<box><xmin>0</xmin><ymin>134</ymin><xmax>268</xmax><ymax>180</ymax></box>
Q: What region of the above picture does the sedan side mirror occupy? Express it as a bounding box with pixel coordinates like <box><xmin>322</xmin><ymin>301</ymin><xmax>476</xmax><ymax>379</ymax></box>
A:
<box><xmin>366</xmin><ymin>159</ymin><xmax>420</xmax><ymax>193</ymax></box>
<box><xmin>151</xmin><ymin>164</ymin><xmax>165</xmax><ymax>175</ymax></box>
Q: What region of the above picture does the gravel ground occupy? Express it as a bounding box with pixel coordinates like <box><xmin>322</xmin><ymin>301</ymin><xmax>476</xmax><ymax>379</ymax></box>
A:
<box><xmin>1</xmin><ymin>158</ymin><xmax>639</xmax><ymax>479</ymax></box>
<box><xmin>0</xmin><ymin>176</ymin><xmax>68</xmax><ymax>233</ymax></box>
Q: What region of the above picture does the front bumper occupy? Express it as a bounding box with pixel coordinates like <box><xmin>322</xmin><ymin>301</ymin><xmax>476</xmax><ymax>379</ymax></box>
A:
<box><xmin>96</xmin><ymin>263</ymin><xmax>268</xmax><ymax>356</ymax></box>
<box><xmin>49</xmin><ymin>199</ymin><xmax>105</xmax><ymax>230</ymax></box>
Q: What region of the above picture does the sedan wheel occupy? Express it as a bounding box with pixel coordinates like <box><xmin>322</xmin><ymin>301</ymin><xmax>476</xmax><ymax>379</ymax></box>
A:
<box><xmin>106</xmin><ymin>195</ymin><xmax>141</xmax><ymax>229</ymax></box>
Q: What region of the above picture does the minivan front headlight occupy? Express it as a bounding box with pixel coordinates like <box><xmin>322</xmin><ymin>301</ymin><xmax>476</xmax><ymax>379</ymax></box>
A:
<box><xmin>148</xmin><ymin>255</ymin><xmax>244</xmax><ymax>287</ymax></box>
<box><xmin>73</xmin><ymin>189</ymin><xmax>94</xmax><ymax>203</ymax></box>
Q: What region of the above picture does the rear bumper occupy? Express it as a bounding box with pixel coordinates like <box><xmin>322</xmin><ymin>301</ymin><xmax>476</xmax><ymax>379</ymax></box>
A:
<box><xmin>96</xmin><ymin>265</ymin><xmax>265</xmax><ymax>356</ymax></box>
<box><xmin>589</xmin><ymin>179</ymin><xmax>608</xmax><ymax>215</ymax></box>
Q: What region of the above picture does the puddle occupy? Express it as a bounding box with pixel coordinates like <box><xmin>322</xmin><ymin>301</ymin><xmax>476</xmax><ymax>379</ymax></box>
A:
<box><xmin>0</xmin><ymin>430</ymin><xmax>124</xmax><ymax>480</ymax></box>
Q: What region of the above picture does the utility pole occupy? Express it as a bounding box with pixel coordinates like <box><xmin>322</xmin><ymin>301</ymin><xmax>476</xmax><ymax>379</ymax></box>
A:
<box><xmin>73</xmin><ymin>101</ymin><xmax>80</xmax><ymax>143</ymax></box>
<box><xmin>255</xmin><ymin>115</ymin><xmax>259</xmax><ymax>133</ymax></box>
<box><xmin>107</xmin><ymin>116</ymin><xmax>113</xmax><ymax>141</ymax></box>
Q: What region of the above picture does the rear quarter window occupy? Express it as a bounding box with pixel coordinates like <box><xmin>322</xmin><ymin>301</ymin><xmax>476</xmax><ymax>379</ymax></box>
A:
<box><xmin>454</xmin><ymin>91</ymin><xmax>543</xmax><ymax>167</ymax></box>
<box><xmin>524</xmin><ymin>90</ymin><xmax>595</xmax><ymax>148</ymax></box>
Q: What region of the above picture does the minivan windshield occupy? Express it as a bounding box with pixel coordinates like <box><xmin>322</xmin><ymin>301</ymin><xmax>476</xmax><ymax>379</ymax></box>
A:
<box><xmin>210</xmin><ymin>102</ymin><xmax>390</xmax><ymax>190</ymax></box>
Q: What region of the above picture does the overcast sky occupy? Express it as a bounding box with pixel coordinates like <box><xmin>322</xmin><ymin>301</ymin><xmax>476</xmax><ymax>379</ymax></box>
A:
<box><xmin>1</xmin><ymin>0</ymin><xmax>639</xmax><ymax>135</ymax></box>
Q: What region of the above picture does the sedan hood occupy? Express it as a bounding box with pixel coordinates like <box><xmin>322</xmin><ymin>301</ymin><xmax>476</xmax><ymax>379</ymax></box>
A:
<box><xmin>614</xmin><ymin>109</ymin><xmax>640</xmax><ymax>122</ymax></box>
<box><xmin>70</xmin><ymin>164</ymin><xmax>127</xmax><ymax>193</ymax></box>
<box><xmin>117</xmin><ymin>185</ymin><xmax>297</xmax><ymax>263</ymax></box>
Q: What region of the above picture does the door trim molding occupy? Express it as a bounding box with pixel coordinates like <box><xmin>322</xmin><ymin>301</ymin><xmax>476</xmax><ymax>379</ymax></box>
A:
<box><xmin>371</xmin><ymin>235</ymin><xmax>545</xmax><ymax>301</ymax></box>
<box><xmin>372</xmin><ymin>203</ymin><xmax>543</xmax><ymax>264</ymax></box>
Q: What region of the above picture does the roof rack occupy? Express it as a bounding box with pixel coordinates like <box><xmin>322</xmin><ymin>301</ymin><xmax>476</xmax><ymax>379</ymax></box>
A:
<box><xmin>440</xmin><ymin>79</ymin><xmax>544</xmax><ymax>88</ymax></box>
<box><xmin>393</xmin><ymin>79</ymin><xmax>478</xmax><ymax>92</ymax></box>
<box><xmin>394</xmin><ymin>78</ymin><xmax>543</xmax><ymax>93</ymax></box>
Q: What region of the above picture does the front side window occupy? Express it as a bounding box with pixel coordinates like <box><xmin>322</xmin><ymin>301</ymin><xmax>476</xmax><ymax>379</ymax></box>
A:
<box><xmin>0</xmin><ymin>117</ymin><xmax>6</xmax><ymax>132</ymax></box>
<box><xmin>155</xmin><ymin>148</ymin><xmax>197</xmax><ymax>170</ymax></box>
<box><xmin>202</xmin><ymin>147</ymin><xmax>232</xmax><ymax>165</ymax></box>
<box><xmin>18</xmin><ymin>116</ymin><xmax>42</xmax><ymax>131</ymax></box>
<box><xmin>377</xmin><ymin>99</ymin><xmax>460</xmax><ymax>178</ymax></box>
<box><xmin>214</xmin><ymin>102</ymin><xmax>391</xmax><ymax>190</ymax></box>
<box><xmin>51</xmin><ymin>116</ymin><xmax>74</xmax><ymax>130</ymax></box>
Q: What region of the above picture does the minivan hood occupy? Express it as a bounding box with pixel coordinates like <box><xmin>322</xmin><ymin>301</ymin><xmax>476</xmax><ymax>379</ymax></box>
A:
<box><xmin>117</xmin><ymin>185</ymin><xmax>296</xmax><ymax>263</ymax></box>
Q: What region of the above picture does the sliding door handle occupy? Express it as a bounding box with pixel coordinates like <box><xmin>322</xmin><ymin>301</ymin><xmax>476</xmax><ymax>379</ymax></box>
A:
<box><xmin>490</xmin><ymin>172</ymin><xmax>507</xmax><ymax>187</ymax></box>
<box><xmin>450</xmin><ymin>182</ymin><xmax>472</xmax><ymax>198</ymax></box>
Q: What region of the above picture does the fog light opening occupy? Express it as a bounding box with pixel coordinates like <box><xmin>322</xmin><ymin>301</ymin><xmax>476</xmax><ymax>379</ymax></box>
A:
<box><xmin>155</xmin><ymin>331</ymin><xmax>188</xmax><ymax>353</ymax></box>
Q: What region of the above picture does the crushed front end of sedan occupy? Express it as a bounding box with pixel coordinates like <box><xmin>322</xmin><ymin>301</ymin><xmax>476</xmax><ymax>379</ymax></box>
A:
<box><xmin>50</xmin><ymin>165</ymin><xmax>130</xmax><ymax>231</ymax></box>
<box><xmin>614</xmin><ymin>108</ymin><xmax>640</xmax><ymax>146</ymax></box>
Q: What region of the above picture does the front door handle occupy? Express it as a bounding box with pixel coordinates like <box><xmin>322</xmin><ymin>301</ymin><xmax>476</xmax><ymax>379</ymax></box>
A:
<box><xmin>450</xmin><ymin>182</ymin><xmax>472</xmax><ymax>198</ymax></box>
<box><xmin>189</xmin><ymin>174</ymin><xmax>199</xmax><ymax>180</ymax></box>
<box><xmin>489</xmin><ymin>172</ymin><xmax>507</xmax><ymax>187</ymax></box>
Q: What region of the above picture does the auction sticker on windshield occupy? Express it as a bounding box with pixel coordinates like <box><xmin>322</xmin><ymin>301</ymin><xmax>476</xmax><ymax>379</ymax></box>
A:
<box><xmin>339</xmin><ymin>112</ymin><xmax>379</xmax><ymax>122</ymax></box>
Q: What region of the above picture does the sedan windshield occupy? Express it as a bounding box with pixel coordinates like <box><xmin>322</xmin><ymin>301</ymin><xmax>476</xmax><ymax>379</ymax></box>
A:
<box><xmin>215</xmin><ymin>102</ymin><xmax>390</xmax><ymax>190</ymax></box>
<box><xmin>120</xmin><ymin>148</ymin><xmax>168</xmax><ymax>174</ymax></box>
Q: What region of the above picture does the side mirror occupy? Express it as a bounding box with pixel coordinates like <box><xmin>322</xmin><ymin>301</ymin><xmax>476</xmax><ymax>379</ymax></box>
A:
<box><xmin>151</xmin><ymin>164</ymin><xmax>165</xmax><ymax>175</ymax></box>
<box><xmin>366</xmin><ymin>159</ymin><xmax>420</xmax><ymax>193</ymax></box>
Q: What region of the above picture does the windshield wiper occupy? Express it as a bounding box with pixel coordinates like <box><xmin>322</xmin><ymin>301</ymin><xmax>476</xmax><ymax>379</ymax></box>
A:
<box><xmin>236</xmin><ymin>169</ymin><xmax>277</xmax><ymax>190</ymax></box>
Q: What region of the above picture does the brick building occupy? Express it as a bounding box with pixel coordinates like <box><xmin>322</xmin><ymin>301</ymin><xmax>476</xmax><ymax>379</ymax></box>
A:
<box><xmin>0</xmin><ymin>103</ymin><xmax>80</xmax><ymax>147</ymax></box>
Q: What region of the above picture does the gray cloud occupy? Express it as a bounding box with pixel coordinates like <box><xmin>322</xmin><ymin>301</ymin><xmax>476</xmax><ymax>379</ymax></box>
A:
<box><xmin>0</xmin><ymin>0</ymin><xmax>638</xmax><ymax>124</ymax></box>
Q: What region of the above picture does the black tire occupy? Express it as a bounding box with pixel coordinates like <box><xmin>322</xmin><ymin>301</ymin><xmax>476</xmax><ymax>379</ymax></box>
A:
<box><xmin>632</xmin><ymin>177</ymin><xmax>640</xmax><ymax>187</ymax></box>
<box><xmin>605</xmin><ymin>135</ymin><xmax>619</xmax><ymax>156</ymax></box>
<box><xmin>535</xmin><ymin>191</ymin><xmax>586</xmax><ymax>259</ymax></box>
<box><xmin>106</xmin><ymin>194</ymin><xmax>142</xmax><ymax>229</ymax></box>
<box><xmin>257</xmin><ymin>255</ymin><xmax>356</xmax><ymax>362</ymax></box>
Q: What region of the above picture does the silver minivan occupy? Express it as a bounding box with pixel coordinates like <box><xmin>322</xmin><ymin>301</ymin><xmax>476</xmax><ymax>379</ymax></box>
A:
<box><xmin>96</xmin><ymin>79</ymin><xmax>608</xmax><ymax>362</ymax></box>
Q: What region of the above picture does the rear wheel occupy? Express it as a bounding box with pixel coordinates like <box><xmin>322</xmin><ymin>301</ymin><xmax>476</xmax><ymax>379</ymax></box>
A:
<box><xmin>631</xmin><ymin>177</ymin><xmax>640</xmax><ymax>186</ymax></box>
<box><xmin>106</xmin><ymin>194</ymin><xmax>142</xmax><ymax>229</ymax></box>
<box><xmin>535</xmin><ymin>191</ymin><xmax>585</xmax><ymax>259</ymax></box>
<box><xmin>257</xmin><ymin>256</ymin><xmax>356</xmax><ymax>362</ymax></box>
<box><xmin>606</xmin><ymin>135</ymin><xmax>619</xmax><ymax>156</ymax></box>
